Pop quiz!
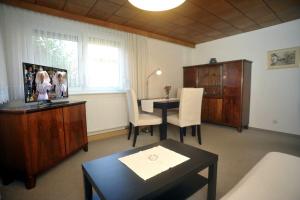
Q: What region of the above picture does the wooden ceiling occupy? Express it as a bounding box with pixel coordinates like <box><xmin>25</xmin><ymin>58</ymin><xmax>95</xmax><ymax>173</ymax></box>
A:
<box><xmin>1</xmin><ymin>0</ymin><xmax>300</xmax><ymax>47</ymax></box>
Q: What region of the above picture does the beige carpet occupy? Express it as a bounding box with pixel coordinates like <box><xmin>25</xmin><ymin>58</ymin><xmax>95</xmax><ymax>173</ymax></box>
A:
<box><xmin>1</xmin><ymin>124</ymin><xmax>300</xmax><ymax>200</ymax></box>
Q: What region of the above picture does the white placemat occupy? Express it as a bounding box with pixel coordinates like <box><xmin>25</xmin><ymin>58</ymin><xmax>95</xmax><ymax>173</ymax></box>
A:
<box><xmin>141</xmin><ymin>98</ymin><xmax>179</xmax><ymax>113</ymax></box>
<box><xmin>141</xmin><ymin>99</ymin><xmax>154</xmax><ymax>112</ymax></box>
<box><xmin>118</xmin><ymin>146</ymin><xmax>190</xmax><ymax>180</ymax></box>
<box><xmin>153</xmin><ymin>98</ymin><xmax>179</xmax><ymax>102</ymax></box>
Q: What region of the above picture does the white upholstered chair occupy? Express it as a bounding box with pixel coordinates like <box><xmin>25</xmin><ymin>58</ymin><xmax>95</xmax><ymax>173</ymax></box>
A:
<box><xmin>168</xmin><ymin>88</ymin><xmax>182</xmax><ymax>114</ymax></box>
<box><xmin>167</xmin><ymin>88</ymin><xmax>204</xmax><ymax>144</ymax></box>
<box><xmin>176</xmin><ymin>88</ymin><xmax>182</xmax><ymax>98</ymax></box>
<box><xmin>126</xmin><ymin>89</ymin><xmax>162</xmax><ymax>147</ymax></box>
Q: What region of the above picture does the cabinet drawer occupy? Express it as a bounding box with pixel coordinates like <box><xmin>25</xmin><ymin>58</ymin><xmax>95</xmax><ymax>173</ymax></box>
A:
<box><xmin>63</xmin><ymin>104</ymin><xmax>88</xmax><ymax>154</ymax></box>
<box><xmin>27</xmin><ymin>108</ymin><xmax>66</xmax><ymax>174</ymax></box>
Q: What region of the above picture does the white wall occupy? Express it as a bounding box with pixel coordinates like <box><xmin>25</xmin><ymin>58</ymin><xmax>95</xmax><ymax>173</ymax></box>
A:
<box><xmin>69</xmin><ymin>93</ymin><xmax>128</xmax><ymax>134</ymax></box>
<box><xmin>70</xmin><ymin>38</ymin><xmax>191</xmax><ymax>134</ymax></box>
<box><xmin>147</xmin><ymin>38</ymin><xmax>192</xmax><ymax>98</ymax></box>
<box><xmin>191</xmin><ymin>19</ymin><xmax>300</xmax><ymax>135</ymax></box>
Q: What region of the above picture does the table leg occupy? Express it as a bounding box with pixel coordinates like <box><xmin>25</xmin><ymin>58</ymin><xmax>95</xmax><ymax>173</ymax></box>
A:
<box><xmin>207</xmin><ymin>162</ymin><xmax>218</xmax><ymax>200</ymax></box>
<box><xmin>83</xmin><ymin>173</ymin><xmax>93</xmax><ymax>200</ymax></box>
<box><xmin>161</xmin><ymin>107</ymin><xmax>168</xmax><ymax>140</ymax></box>
<box><xmin>192</xmin><ymin>126</ymin><xmax>196</xmax><ymax>137</ymax></box>
<box><xmin>1</xmin><ymin>168</ymin><xmax>14</xmax><ymax>186</ymax></box>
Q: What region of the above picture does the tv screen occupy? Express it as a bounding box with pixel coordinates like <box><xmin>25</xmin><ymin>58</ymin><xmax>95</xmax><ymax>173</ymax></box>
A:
<box><xmin>23</xmin><ymin>63</ymin><xmax>68</xmax><ymax>103</ymax></box>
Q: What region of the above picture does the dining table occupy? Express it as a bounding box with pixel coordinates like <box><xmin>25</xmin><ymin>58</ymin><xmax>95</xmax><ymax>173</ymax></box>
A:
<box><xmin>138</xmin><ymin>98</ymin><xmax>180</xmax><ymax>140</ymax></box>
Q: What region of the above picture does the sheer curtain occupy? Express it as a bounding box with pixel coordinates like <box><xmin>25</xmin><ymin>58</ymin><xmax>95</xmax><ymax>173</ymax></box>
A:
<box><xmin>0</xmin><ymin>5</ymin><xmax>31</xmax><ymax>100</ymax></box>
<box><xmin>85</xmin><ymin>37</ymin><xmax>123</xmax><ymax>91</ymax></box>
<box><xmin>125</xmin><ymin>34</ymin><xmax>148</xmax><ymax>99</ymax></box>
<box><xmin>32</xmin><ymin>29</ymin><xmax>81</xmax><ymax>89</ymax></box>
<box><xmin>0</xmin><ymin>4</ymin><xmax>149</xmax><ymax>100</ymax></box>
<box><xmin>0</xmin><ymin>25</ymin><xmax>9</xmax><ymax>103</ymax></box>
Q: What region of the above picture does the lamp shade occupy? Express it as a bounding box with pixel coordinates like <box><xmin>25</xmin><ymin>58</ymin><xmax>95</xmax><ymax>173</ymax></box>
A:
<box><xmin>156</xmin><ymin>69</ymin><xmax>162</xmax><ymax>75</ymax></box>
<box><xmin>128</xmin><ymin>0</ymin><xmax>186</xmax><ymax>12</ymax></box>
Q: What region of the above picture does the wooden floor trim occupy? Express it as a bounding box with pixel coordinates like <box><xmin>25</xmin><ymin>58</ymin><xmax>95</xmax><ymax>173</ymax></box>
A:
<box><xmin>249</xmin><ymin>127</ymin><xmax>300</xmax><ymax>138</ymax></box>
<box><xmin>88</xmin><ymin>125</ymin><xmax>300</xmax><ymax>143</ymax></box>
<box><xmin>88</xmin><ymin>128</ymin><xmax>128</xmax><ymax>142</ymax></box>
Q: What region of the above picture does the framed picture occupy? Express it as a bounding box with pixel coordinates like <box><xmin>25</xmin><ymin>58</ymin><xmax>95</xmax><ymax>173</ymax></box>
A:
<box><xmin>267</xmin><ymin>47</ymin><xmax>300</xmax><ymax>69</ymax></box>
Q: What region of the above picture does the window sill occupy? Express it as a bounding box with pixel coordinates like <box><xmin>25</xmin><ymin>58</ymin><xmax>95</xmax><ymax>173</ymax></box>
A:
<box><xmin>69</xmin><ymin>90</ymin><xmax>126</xmax><ymax>96</ymax></box>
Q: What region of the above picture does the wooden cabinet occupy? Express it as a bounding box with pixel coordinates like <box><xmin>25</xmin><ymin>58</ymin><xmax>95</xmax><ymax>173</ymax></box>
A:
<box><xmin>183</xmin><ymin>60</ymin><xmax>251</xmax><ymax>131</ymax></box>
<box><xmin>0</xmin><ymin>101</ymin><xmax>88</xmax><ymax>189</ymax></box>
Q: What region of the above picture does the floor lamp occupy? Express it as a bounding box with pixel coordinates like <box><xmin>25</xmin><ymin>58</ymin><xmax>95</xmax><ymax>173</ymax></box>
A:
<box><xmin>142</xmin><ymin>68</ymin><xmax>162</xmax><ymax>133</ymax></box>
<box><xmin>146</xmin><ymin>68</ymin><xmax>162</xmax><ymax>98</ymax></box>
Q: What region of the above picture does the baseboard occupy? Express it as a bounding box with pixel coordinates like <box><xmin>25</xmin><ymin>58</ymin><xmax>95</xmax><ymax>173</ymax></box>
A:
<box><xmin>88</xmin><ymin>128</ymin><xmax>128</xmax><ymax>142</ymax></box>
<box><xmin>249</xmin><ymin>127</ymin><xmax>300</xmax><ymax>138</ymax></box>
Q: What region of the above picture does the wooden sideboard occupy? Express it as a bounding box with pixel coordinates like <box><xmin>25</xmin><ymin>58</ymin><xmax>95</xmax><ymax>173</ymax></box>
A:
<box><xmin>183</xmin><ymin>59</ymin><xmax>252</xmax><ymax>132</ymax></box>
<box><xmin>0</xmin><ymin>101</ymin><xmax>88</xmax><ymax>189</ymax></box>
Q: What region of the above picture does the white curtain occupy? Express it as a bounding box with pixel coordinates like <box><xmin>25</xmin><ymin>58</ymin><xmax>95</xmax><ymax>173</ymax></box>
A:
<box><xmin>84</xmin><ymin>36</ymin><xmax>125</xmax><ymax>91</ymax></box>
<box><xmin>0</xmin><ymin>4</ymin><xmax>149</xmax><ymax>100</ymax></box>
<box><xmin>0</xmin><ymin>22</ymin><xmax>9</xmax><ymax>103</ymax></box>
<box><xmin>0</xmin><ymin>5</ymin><xmax>31</xmax><ymax>100</ymax></box>
<box><xmin>32</xmin><ymin>29</ymin><xmax>81</xmax><ymax>89</ymax></box>
<box><xmin>125</xmin><ymin>34</ymin><xmax>148</xmax><ymax>99</ymax></box>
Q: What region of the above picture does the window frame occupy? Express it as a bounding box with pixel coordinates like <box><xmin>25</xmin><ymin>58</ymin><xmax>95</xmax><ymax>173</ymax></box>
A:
<box><xmin>84</xmin><ymin>41</ymin><xmax>124</xmax><ymax>92</ymax></box>
<box><xmin>31</xmin><ymin>30</ymin><xmax>127</xmax><ymax>95</ymax></box>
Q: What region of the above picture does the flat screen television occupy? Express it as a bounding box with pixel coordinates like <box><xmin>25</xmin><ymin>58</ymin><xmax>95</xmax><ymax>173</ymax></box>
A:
<box><xmin>22</xmin><ymin>62</ymin><xmax>68</xmax><ymax>103</ymax></box>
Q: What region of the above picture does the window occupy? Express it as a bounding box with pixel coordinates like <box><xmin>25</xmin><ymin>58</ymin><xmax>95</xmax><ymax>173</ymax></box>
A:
<box><xmin>86</xmin><ymin>39</ymin><xmax>123</xmax><ymax>91</ymax></box>
<box><xmin>32</xmin><ymin>30</ymin><xmax>126</xmax><ymax>93</ymax></box>
<box><xmin>32</xmin><ymin>30</ymin><xmax>80</xmax><ymax>89</ymax></box>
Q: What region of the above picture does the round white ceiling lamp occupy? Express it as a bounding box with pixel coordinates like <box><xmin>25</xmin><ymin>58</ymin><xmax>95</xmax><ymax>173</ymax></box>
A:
<box><xmin>128</xmin><ymin>0</ymin><xmax>186</xmax><ymax>12</ymax></box>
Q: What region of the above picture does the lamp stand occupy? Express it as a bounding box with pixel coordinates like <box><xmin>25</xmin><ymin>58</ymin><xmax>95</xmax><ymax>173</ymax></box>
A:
<box><xmin>141</xmin><ymin>68</ymin><xmax>161</xmax><ymax>133</ymax></box>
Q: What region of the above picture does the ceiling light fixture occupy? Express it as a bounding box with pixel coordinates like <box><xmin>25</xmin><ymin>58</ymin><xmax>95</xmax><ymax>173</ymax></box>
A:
<box><xmin>128</xmin><ymin>0</ymin><xmax>186</xmax><ymax>12</ymax></box>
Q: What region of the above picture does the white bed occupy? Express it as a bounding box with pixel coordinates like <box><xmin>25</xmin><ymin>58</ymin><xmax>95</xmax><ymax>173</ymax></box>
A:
<box><xmin>221</xmin><ymin>152</ymin><xmax>300</xmax><ymax>200</ymax></box>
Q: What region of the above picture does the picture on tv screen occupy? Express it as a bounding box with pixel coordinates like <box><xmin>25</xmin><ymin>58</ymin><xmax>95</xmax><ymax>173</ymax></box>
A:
<box><xmin>23</xmin><ymin>63</ymin><xmax>68</xmax><ymax>103</ymax></box>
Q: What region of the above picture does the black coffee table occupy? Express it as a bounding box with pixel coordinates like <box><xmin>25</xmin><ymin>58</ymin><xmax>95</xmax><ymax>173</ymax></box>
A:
<box><xmin>82</xmin><ymin>139</ymin><xmax>218</xmax><ymax>200</ymax></box>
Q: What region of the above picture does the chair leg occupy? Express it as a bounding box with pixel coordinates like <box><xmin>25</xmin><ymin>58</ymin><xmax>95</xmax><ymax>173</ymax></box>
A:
<box><xmin>179</xmin><ymin>127</ymin><xmax>184</xmax><ymax>143</ymax></box>
<box><xmin>150</xmin><ymin>125</ymin><xmax>153</xmax><ymax>136</ymax></box>
<box><xmin>128</xmin><ymin>123</ymin><xmax>132</xmax><ymax>140</ymax></box>
<box><xmin>197</xmin><ymin>125</ymin><xmax>202</xmax><ymax>145</ymax></box>
<box><xmin>133</xmin><ymin>126</ymin><xmax>139</xmax><ymax>147</ymax></box>
<box><xmin>183</xmin><ymin>127</ymin><xmax>186</xmax><ymax>136</ymax></box>
<box><xmin>192</xmin><ymin>126</ymin><xmax>196</xmax><ymax>137</ymax></box>
<box><xmin>159</xmin><ymin>124</ymin><xmax>163</xmax><ymax>140</ymax></box>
